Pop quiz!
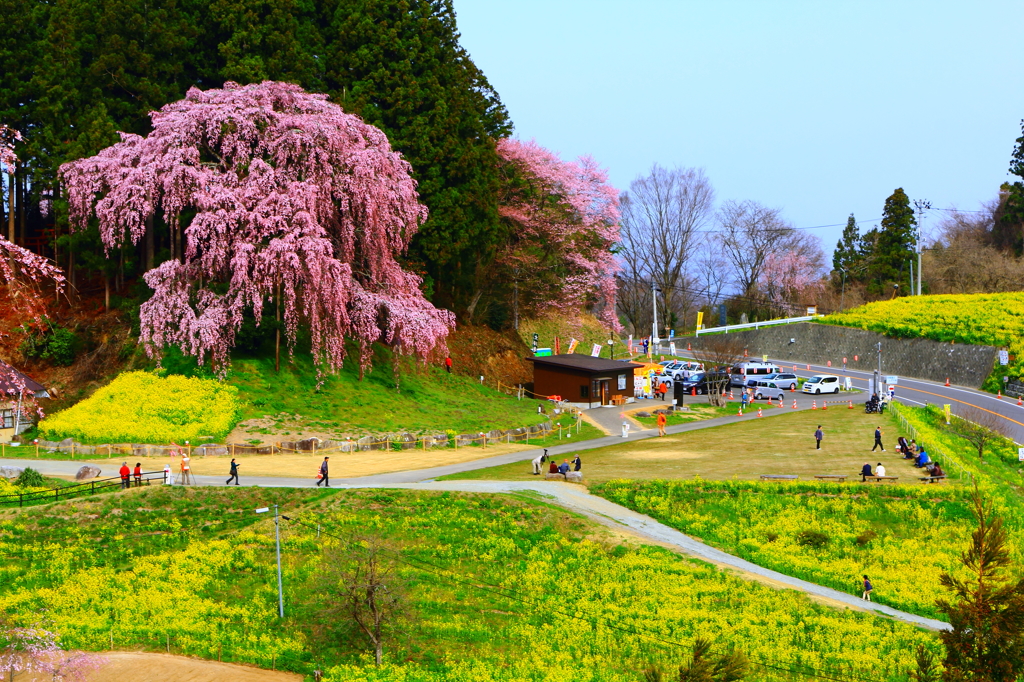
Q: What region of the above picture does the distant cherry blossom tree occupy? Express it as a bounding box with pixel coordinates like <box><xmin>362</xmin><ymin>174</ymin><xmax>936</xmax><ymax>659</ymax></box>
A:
<box><xmin>61</xmin><ymin>81</ymin><xmax>455</xmax><ymax>376</ymax></box>
<box><xmin>0</xmin><ymin>125</ymin><xmax>20</xmax><ymax>175</ymax></box>
<box><xmin>496</xmin><ymin>138</ymin><xmax>620</xmax><ymax>330</ymax></box>
<box><xmin>757</xmin><ymin>241</ymin><xmax>826</xmax><ymax>316</ymax></box>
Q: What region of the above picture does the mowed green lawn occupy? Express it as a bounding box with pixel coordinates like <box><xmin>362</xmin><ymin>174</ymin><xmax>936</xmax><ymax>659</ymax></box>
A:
<box><xmin>441</xmin><ymin>405</ymin><xmax>955</xmax><ymax>485</ymax></box>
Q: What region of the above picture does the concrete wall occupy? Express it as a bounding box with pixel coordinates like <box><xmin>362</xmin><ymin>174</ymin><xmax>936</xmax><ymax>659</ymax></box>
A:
<box><xmin>676</xmin><ymin>323</ymin><xmax>996</xmax><ymax>388</ymax></box>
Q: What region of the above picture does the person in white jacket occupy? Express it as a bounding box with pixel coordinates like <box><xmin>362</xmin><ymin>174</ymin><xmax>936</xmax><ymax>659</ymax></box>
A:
<box><xmin>875</xmin><ymin>463</ymin><xmax>886</xmax><ymax>477</ymax></box>
<box><xmin>531</xmin><ymin>449</ymin><xmax>549</xmax><ymax>475</ymax></box>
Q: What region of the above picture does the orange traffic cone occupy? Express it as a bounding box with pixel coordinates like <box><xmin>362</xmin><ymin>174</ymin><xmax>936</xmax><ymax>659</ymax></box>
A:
<box><xmin>767</xmin><ymin>395</ymin><xmax>773</xmax><ymax>407</ymax></box>
<box><xmin>687</xmin><ymin>342</ymin><xmax>691</xmax><ymax>351</ymax></box>
<box><xmin>848</xmin><ymin>400</ymin><xmax>854</xmax><ymax>409</ymax></box>
<box><xmin>822</xmin><ymin>401</ymin><xmax>828</xmax><ymax>410</ymax></box>
<box><xmin>729</xmin><ymin>390</ymin><xmax>735</xmax><ymax>400</ymax></box>
<box><xmin>945</xmin><ymin>377</ymin><xmax>950</xmax><ymax>387</ymax></box>
<box><xmin>1017</xmin><ymin>395</ymin><xmax>1022</xmax><ymax>406</ymax></box>
<box><xmin>806</xmin><ymin>364</ymin><xmax>810</xmax><ymax>370</ymax></box>
<box><xmin>790</xmin><ymin>384</ymin><xmax>795</xmax><ymax>392</ymax></box>
<box><xmin>812</xmin><ymin>400</ymin><xmax>817</xmax><ymax>410</ymax></box>
<box><xmin>737</xmin><ymin>406</ymin><xmax>743</xmax><ymax>416</ymax></box>
<box><xmin>792</xmin><ymin>399</ymin><xmax>797</xmax><ymax>409</ymax></box>
<box><xmin>691</xmin><ymin>387</ymin><xmax>696</xmax><ymax>396</ymax></box>
<box><xmin>757</xmin><ymin>406</ymin><xmax>763</xmax><ymax>417</ymax></box>
<box><xmin>998</xmin><ymin>390</ymin><xmax>1003</xmax><ymax>399</ymax></box>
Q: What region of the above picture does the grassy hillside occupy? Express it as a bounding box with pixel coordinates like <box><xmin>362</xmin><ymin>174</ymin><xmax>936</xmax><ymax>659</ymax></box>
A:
<box><xmin>821</xmin><ymin>293</ymin><xmax>1024</xmax><ymax>382</ymax></box>
<box><xmin>518</xmin><ymin>313</ymin><xmax>623</xmax><ymax>357</ymax></box>
<box><xmin>0</xmin><ymin>486</ymin><xmax>935</xmax><ymax>681</ymax></box>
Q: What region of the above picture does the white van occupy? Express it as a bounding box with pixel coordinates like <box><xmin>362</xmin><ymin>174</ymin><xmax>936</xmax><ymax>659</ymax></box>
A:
<box><xmin>801</xmin><ymin>374</ymin><xmax>841</xmax><ymax>394</ymax></box>
<box><xmin>730</xmin><ymin>361</ymin><xmax>780</xmax><ymax>387</ymax></box>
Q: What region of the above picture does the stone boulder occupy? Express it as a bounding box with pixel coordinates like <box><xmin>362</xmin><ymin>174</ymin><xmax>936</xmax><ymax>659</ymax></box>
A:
<box><xmin>0</xmin><ymin>466</ymin><xmax>23</xmax><ymax>479</ymax></box>
<box><xmin>356</xmin><ymin>435</ymin><xmax>375</xmax><ymax>451</ymax></box>
<box><xmin>635</xmin><ymin>411</ymin><xmax>651</xmax><ymax>418</ymax></box>
<box><xmin>75</xmin><ymin>465</ymin><xmax>102</xmax><ymax>480</ymax></box>
<box><xmin>455</xmin><ymin>433</ymin><xmax>475</xmax><ymax>448</ymax></box>
<box><xmin>297</xmin><ymin>437</ymin><xmax>322</xmax><ymax>451</ymax></box>
<box><xmin>565</xmin><ymin>471</ymin><xmax>583</xmax><ymax>483</ymax></box>
<box><xmin>58</xmin><ymin>437</ymin><xmax>74</xmax><ymax>448</ymax></box>
<box><xmin>544</xmin><ymin>472</ymin><xmax>566</xmax><ymax>481</ymax></box>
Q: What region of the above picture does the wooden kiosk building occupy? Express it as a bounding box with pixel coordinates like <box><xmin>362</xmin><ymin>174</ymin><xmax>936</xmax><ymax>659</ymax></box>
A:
<box><xmin>527</xmin><ymin>354</ymin><xmax>641</xmax><ymax>408</ymax></box>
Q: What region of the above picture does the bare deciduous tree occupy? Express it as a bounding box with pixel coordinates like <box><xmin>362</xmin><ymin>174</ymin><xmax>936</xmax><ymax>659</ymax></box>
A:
<box><xmin>946</xmin><ymin>407</ymin><xmax>1012</xmax><ymax>461</ymax></box>
<box><xmin>923</xmin><ymin>202</ymin><xmax>1024</xmax><ymax>294</ymax></box>
<box><xmin>717</xmin><ymin>200</ymin><xmax>794</xmax><ymax>298</ymax></box>
<box><xmin>322</xmin><ymin>538</ymin><xmax>407</xmax><ymax>666</ymax></box>
<box><xmin>618</xmin><ymin>166</ymin><xmax>715</xmax><ymax>334</ymax></box>
<box><xmin>689</xmin><ymin>336</ymin><xmax>745</xmax><ymax>406</ymax></box>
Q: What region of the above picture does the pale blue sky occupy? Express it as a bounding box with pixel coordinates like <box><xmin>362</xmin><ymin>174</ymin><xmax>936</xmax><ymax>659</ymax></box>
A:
<box><xmin>455</xmin><ymin>1</ymin><xmax>1024</xmax><ymax>257</ymax></box>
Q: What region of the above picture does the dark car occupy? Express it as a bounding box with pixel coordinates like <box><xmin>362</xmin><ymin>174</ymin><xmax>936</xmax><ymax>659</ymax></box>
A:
<box><xmin>680</xmin><ymin>371</ymin><xmax>730</xmax><ymax>395</ymax></box>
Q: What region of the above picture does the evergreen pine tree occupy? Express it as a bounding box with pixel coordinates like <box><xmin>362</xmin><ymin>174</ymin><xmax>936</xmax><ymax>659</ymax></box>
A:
<box><xmin>866</xmin><ymin>188</ymin><xmax>916</xmax><ymax>296</ymax></box>
<box><xmin>832</xmin><ymin>213</ymin><xmax>861</xmax><ymax>276</ymax></box>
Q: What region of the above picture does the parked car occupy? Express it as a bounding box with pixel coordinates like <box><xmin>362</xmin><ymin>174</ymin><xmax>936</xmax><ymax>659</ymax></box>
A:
<box><xmin>801</xmin><ymin>374</ymin><xmax>841</xmax><ymax>394</ymax></box>
<box><xmin>730</xmin><ymin>361</ymin><xmax>781</xmax><ymax>387</ymax></box>
<box><xmin>680</xmin><ymin>371</ymin><xmax>729</xmax><ymax>395</ymax></box>
<box><xmin>665</xmin><ymin>361</ymin><xmax>704</xmax><ymax>380</ymax></box>
<box><xmin>764</xmin><ymin>372</ymin><xmax>798</xmax><ymax>391</ymax></box>
<box><xmin>753</xmin><ymin>380</ymin><xmax>788</xmax><ymax>402</ymax></box>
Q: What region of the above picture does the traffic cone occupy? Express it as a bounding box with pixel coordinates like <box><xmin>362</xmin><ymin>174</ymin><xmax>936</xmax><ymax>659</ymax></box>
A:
<box><xmin>790</xmin><ymin>384</ymin><xmax>795</xmax><ymax>392</ymax></box>
<box><xmin>737</xmin><ymin>406</ymin><xmax>743</xmax><ymax>416</ymax></box>
<box><xmin>757</xmin><ymin>406</ymin><xmax>763</xmax><ymax>417</ymax></box>
<box><xmin>687</xmin><ymin>342</ymin><xmax>691</xmax><ymax>351</ymax></box>
<box><xmin>998</xmin><ymin>390</ymin><xmax>1003</xmax><ymax>399</ymax></box>
<box><xmin>812</xmin><ymin>400</ymin><xmax>817</xmax><ymax>410</ymax></box>
<box><xmin>767</xmin><ymin>395</ymin><xmax>773</xmax><ymax>407</ymax></box>
<box><xmin>691</xmin><ymin>387</ymin><xmax>696</xmax><ymax>396</ymax></box>
<box><xmin>822</xmin><ymin>400</ymin><xmax>828</xmax><ymax>410</ymax></box>
<box><xmin>792</xmin><ymin>399</ymin><xmax>797</xmax><ymax>409</ymax></box>
<box><xmin>945</xmin><ymin>377</ymin><xmax>950</xmax><ymax>387</ymax></box>
<box><xmin>806</xmin><ymin>364</ymin><xmax>810</xmax><ymax>370</ymax></box>
<box><xmin>1017</xmin><ymin>395</ymin><xmax>1022</xmax><ymax>406</ymax></box>
<box><xmin>848</xmin><ymin>400</ymin><xmax>854</xmax><ymax>409</ymax></box>
<box><xmin>729</xmin><ymin>390</ymin><xmax>735</xmax><ymax>400</ymax></box>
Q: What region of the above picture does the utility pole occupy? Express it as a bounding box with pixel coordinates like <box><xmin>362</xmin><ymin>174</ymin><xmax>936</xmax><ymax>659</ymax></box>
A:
<box><xmin>913</xmin><ymin>199</ymin><xmax>930</xmax><ymax>295</ymax></box>
<box><xmin>873</xmin><ymin>341</ymin><xmax>882</xmax><ymax>398</ymax></box>
<box><xmin>651</xmin><ymin>281</ymin><xmax>660</xmax><ymax>354</ymax></box>
<box><xmin>256</xmin><ymin>505</ymin><xmax>285</xmax><ymax>617</ymax></box>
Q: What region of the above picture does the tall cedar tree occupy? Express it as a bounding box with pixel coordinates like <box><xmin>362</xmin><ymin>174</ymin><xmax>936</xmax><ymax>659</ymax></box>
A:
<box><xmin>937</xmin><ymin>489</ymin><xmax>1024</xmax><ymax>681</ymax></box>
<box><xmin>993</xmin><ymin>121</ymin><xmax>1024</xmax><ymax>255</ymax></box>
<box><xmin>321</xmin><ymin>0</ymin><xmax>512</xmax><ymax>313</ymax></box>
<box><xmin>866</xmin><ymin>188</ymin><xmax>916</xmax><ymax>296</ymax></box>
<box><xmin>832</xmin><ymin>213</ymin><xmax>862</xmax><ymax>276</ymax></box>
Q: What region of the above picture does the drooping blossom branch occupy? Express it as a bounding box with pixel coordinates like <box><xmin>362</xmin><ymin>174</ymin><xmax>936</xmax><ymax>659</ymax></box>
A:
<box><xmin>0</xmin><ymin>125</ymin><xmax>21</xmax><ymax>174</ymax></box>
<box><xmin>0</xmin><ymin>625</ymin><xmax>103</xmax><ymax>682</ymax></box>
<box><xmin>496</xmin><ymin>138</ymin><xmax>621</xmax><ymax>330</ymax></box>
<box><xmin>60</xmin><ymin>81</ymin><xmax>455</xmax><ymax>375</ymax></box>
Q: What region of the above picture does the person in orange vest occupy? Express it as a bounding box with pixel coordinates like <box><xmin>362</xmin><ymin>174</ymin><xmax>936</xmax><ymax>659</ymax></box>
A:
<box><xmin>133</xmin><ymin>462</ymin><xmax>142</xmax><ymax>487</ymax></box>
<box><xmin>119</xmin><ymin>462</ymin><xmax>131</xmax><ymax>489</ymax></box>
<box><xmin>656</xmin><ymin>411</ymin><xmax>667</xmax><ymax>437</ymax></box>
<box><xmin>658</xmin><ymin>381</ymin><xmax>668</xmax><ymax>400</ymax></box>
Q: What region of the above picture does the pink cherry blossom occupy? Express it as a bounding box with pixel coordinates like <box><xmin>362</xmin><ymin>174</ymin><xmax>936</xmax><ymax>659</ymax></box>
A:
<box><xmin>0</xmin><ymin>125</ymin><xmax>21</xmax><ymax>174</ymax></box>
<box><xmin>496</xmin><ymin>138</ymin><xmax>621</xmax><ymax>330</ymax></box>
<box><xmin>60</xmin><ymin>81</ymin><xmax>454</xmax><ymax>376</ymax></box>
<box><xmin>0</xmin><ymin>626</ymin><xmax>103</xmax><ymax>681</ymax></box>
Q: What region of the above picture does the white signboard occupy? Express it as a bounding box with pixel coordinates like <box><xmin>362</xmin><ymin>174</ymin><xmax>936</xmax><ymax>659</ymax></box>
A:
<box><xmin>844</xmin><ymin>377</ymin><xmax>852</xmax><ymax>391</ymax></box>
<box><xmin>885</xmin><ymin>376</ymin><xmax>899</xmax><ymax>385</ymax></box>
<box><xmin>669</xmin><ymin>342</ymin><xmax>677</xmax><ymax>356</ymax></box>
<box><xmin>999</xmin><ymin>350</ymin><xmax>1010</xmax><ymax>366</ymax></box>
<box><xmin>618</xmin><ymin>373</ymin><xmax>627</xmax><ymax>390</ymax></box>
<box><xmin>1019</xmin><ymin>447</ymin><xmax>1024</xmax><ymax>462</ymax></box>
<box><xmin>590</xmin><ymin>343</ymin><xmax>603</xmax><ymax>357</ymax></box>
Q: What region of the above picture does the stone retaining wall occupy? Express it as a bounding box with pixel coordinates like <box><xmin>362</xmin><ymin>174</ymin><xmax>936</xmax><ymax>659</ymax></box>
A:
<box><xmin>677</xmin><ymin>322</ymin><xmax>997</xmax><ymax>388</ymax></box>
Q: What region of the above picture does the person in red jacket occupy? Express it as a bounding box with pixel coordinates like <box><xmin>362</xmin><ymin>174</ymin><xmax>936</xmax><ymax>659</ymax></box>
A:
<box><xmin>133</xmin><ymin>462</ymin><xmax>142</xmax><ymax>487</ymax></box>
<box><xmin>445</xmin><ymin>355</ymin><xmax>453</xmax><ymax>374</ymax></box>
<box><xmin>119</xmin><ymin>462</ymin><xmax>131</xmax><ymax>490</ymax></box>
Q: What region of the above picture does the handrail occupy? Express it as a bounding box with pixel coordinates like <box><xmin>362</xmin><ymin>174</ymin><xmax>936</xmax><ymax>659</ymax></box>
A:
<box><xmin>694</xmin><ymin>315</ymin><xmax>823</xmax><ymax>337</ymax></box>
<box><xmin>0</xmin><ymin>470</ymin><xmax>166</xmax><ymax>508</ymax></box>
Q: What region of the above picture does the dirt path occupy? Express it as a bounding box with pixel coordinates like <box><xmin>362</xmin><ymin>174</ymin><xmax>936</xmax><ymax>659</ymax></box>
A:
<box><xmin>19</xmin><ymin>651</ymin><xmax>301</xmax><ymax>682</ymax></box>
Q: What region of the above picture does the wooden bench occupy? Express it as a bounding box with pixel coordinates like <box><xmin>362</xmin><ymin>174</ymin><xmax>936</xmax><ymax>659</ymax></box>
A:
<box><xmin>864</xmin><ymin>475</ymin><xmax>899</xmax><ymax>483</ymax></box>
<box><xmin>760</xmin><ymin>474</ymin><xmax>799</xmax><ymax>482</ymax></box>
<box><xmin>919</xmin><ymin>475</ymin><xmax>947</xmax><ymax>484</ymax></box>
<box><xmin>814</xmin><ymin>475</ymin><xmax>847</xmax><ymax>482</ymax></box>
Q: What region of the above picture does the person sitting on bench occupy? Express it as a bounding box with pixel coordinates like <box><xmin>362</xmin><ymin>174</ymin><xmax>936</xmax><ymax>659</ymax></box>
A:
<box><xmin>558</xmin><ymin>459</ymin><xmax>571</xmax><ymax>475</ymax></box>
<box><xmin>914</xmin><ymin>449</ymin><xmax>931</xmax><ymax>468</ymax></box>
<box><xmin>897</xmin><ymin>436</ymin><xmax>912</xmax><ymax>458</ymax></box>
<box><xmin>860</xmin><ymin>462</ymin><xmax>873</xmax><ymax>482</ymax></box>
<box><xmin>929</xmin><ymin>463</ymin><xmax>944</xmax><ymax>478</ymax></box>
<box><xmin>874</xmin><ymin>463</ymin><xmax>886</xmax><ymax>477</ymax></box>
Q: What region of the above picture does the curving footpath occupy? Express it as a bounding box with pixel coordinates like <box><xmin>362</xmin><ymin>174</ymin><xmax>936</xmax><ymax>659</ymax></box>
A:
<box><xmin>1</xmin><ymin>440</ymin><xmax>950</xmax><ymax>632</ymax></box>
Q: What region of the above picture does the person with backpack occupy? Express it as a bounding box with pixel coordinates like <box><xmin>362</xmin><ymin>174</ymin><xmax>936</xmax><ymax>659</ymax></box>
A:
<box><xmin>226</xmin><ymin>458</ymin><xmax>240</xmax><ymax>485</ymax></box>
<box><xmin>316</xmin><ymin>456</ymin><xmax>330</xmax><ymax>487</ymax></box>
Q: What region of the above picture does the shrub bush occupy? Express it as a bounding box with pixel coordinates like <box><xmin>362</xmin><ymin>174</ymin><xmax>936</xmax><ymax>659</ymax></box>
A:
<box><xmin>796</xmin><ymin>530</ymin><xmax>830</xmax><ymax>548</ymax></box>
<box><xmin>20</xmin><ymin>325</ymin><xmax>80</xmax><ymax>366</ymax></box>
<box><xmin>15</xmin><ymin>468</ymin><xmax>46</xmax><ymax>488</ymax></box>
<box><xmin>39</xmin><ymin>371</ymin><xmax>240</xmax><ymax>444</ymax></box>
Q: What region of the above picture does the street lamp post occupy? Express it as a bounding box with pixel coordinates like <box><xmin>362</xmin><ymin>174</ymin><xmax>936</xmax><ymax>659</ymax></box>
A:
<box><xmin>256</xmin><ymin>505</ymin><xmax>284</xmax><ymax>618</ymax></box>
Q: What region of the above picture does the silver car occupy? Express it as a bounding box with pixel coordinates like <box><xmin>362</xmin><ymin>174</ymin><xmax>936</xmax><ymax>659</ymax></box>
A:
<box><xmin>753</xmin><ymin>380</ymin><xmax>787</xmax><ymax>402</ymax></box>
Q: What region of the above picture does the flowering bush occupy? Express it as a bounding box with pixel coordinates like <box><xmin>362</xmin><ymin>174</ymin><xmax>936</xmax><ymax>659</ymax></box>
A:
<box><xmin>821</xmin><ymin>293</ymin><xmax>1024</xmax><ymax>377</ymax></box>
<box><xmin>38</xmin><ymin>371</ymin><xmax>239</xmax><ymax>444</ymax></box>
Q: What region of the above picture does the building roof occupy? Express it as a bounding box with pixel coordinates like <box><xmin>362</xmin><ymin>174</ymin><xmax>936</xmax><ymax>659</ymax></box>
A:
<box><xmin>526</xmin><ymin>353</ymin><xmax>642</xmax><ymax>373</ymax></box>
<box><xmin>0</xmin><ymin>360</ymin><xmax>49</xmax><ymax>399</ymax></box>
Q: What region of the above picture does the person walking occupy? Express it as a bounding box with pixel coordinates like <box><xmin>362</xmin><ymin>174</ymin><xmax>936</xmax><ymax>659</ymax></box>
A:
<box><xmin>133</xmin><ymin>462</ymin><xmax>142</xmax><ymax>487</ymax></box>
<box><xmin>814</xmin><ymin>425</ymin><xmax>824</xmax><ymax>450</ymax></box>
<box><xmin>180</xmin><ymin>454</ymin><xmax>192</xmax><ymax>485</ymax></box>
<box><xmin>316</xmin><ymin>456</ymin><xmax>330</xmax><ymax>487</ymax></box>
<box><xmin>445</xmin><ymin>355</ymin><xmax>453</xmax><ymax>374</ymax></box>
<box><xmin>871</xmin><ymin>426</ymin><xmax>885</xmax><ymax>452</ymax></box>
<box><xmin>119</xmin><ymin>462</ymin><xmax>131</xmax><ymax>490</ymax></box>
<box><xmin>531</xmin><ymin>450</ymin><xmax>548</xmax><ymax>475</ymax></box>
<box><xmin>862</xmin><ymin>575</ymin><xmax>873</xmax><ymax>601</ymax></box>
<box><xmin>656</xmin><ymin>411</ymin><xmax>667</xmax><ymax>437</ymax></box>
<box><xmin>226</xmin><ymin>458</ymin><xmax>240</xmax><ymax>486</ymax></box>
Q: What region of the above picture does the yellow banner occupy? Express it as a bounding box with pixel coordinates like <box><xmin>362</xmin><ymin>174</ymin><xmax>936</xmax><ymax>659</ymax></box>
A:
<box><xmin>696</xmin><ymin>311</ymin><xmax>704</xmax><ymax>330</ymax></box>
<box><xmin>567</xmin><ymin>338</ymin><xmax>578</xmax><ymax>354</ymax></box>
